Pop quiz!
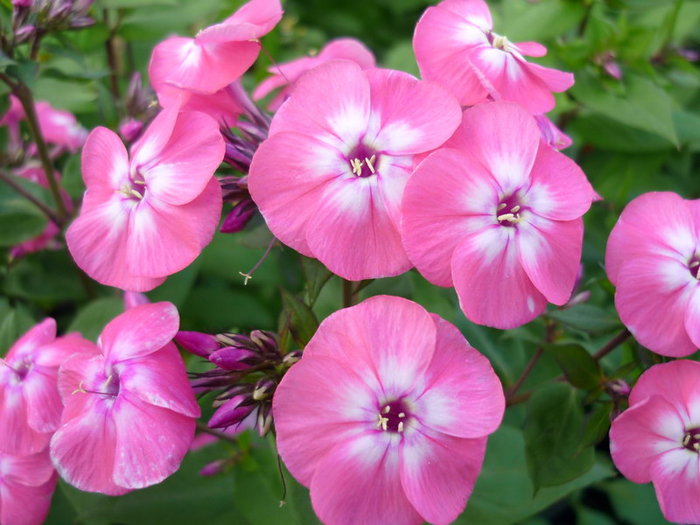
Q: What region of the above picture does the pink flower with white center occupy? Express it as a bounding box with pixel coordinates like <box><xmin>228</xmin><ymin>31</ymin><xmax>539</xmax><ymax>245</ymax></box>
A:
<box><xmin>609</xmin><ymin>360</ymin><xmax>700</xmax><ymax>523</ymax></box>
<box><xmin>35</xmin><ymin>100</ymin><xmax>88</xmax><ymax>152</ymax></box>
<box><xmin>401</xmin><ymin>102</ymin><xmax>597</xmax><ymax>329</ymax></box>
<box><xmin>0</xmin><ymin>319</ymin><xmax>79</xmax><ymax>455</ymax></box>
<box><xmin>253</xmin><ymin>38</ymin><xmax>376</xmax><ymax>111</ymax></box>
<box><xmin>413</xmin><ymin>0</ymin><xmax>574</xmax><ymax>114</ymax></box>
<box><xmin>0</xmin><ymin>448</ymin><xmax>57</xmax><ymax>525</ymax></box>
<box><xmin>66</xmin><ymin>108</ymin><xmax>224</xmax><ymax>292</ymax></box>
<box><xmin>149</xmin><ymin>0</ymin><xmax>282</xmax><ymax>97</ymax></box>
<box><xmin>606</xmin><ymin>192</ymin><xmax>700</xmax><ymax>357</ymax></box>
<box><xmin>50</xmin><ymin>302</ymin><xmax>200</xmax><ymax>495</ymax></box>
<box><xmin>248</xmin><ymin>60</ymin><xmax>461</xmax><ymax>280</ymax></box>
<box><xmin>274</xmin><ymin>295</ymin><xmax>504</xmax><ymax>525</ymax></box>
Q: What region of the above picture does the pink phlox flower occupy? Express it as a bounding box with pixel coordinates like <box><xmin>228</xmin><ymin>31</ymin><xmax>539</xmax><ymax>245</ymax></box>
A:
<box><xmin>413</xmin><ymin>0</ymin><xmax>574</xmax><ymax>114</ymax></box>
<box><xmin>253</xmin><ymin>38</ymin><xmax>376</xmax><ymax>111</ymax></box>
<box><xmin>154</xmin><ymin>81</ymin><xmax>247</xmax><ymax>129</ymax></box>
<box><xmin>401</xmin><ymin>101</ymin><xmax>598</xmax><ymax>329</ymax></box>
<box><xmin>0</xmin><ymin>448</ymin><xmax>57</xmax><ymax>525</ymax></box>
<box><xmin>66</xmin><ymin>108</ymin><xmax>225</xmax><ymax>292</ymax></box>
<box><xmin>0</xmin><ymin>319</ymin><xmax>81</xmax><ymax>455</ymax></box>
<box><xmin>50</xmin><ymin>302</ymin><xmax>200</xmax><ymax>495</ymax></box>
<box><xmin>249</xmin><ymin>60</ymin><xmax>462</xmax><ymax>280</ymax></box>
<box><xmin>606</xmin><ymin>192</ymin><xmax>700</xmax><ymax>357</ymax></box>
<box><xmin>148</xmin><ymin>0</ymin><xmax>282</xmax><ymax>98</ymax></box>
<box><xmin>35</xmin><ymin>100</ymin><xmax>88</xmax><ymax>152</ymax></box>
<box><xmin>274</xmin><ymin>295</ymin><xmax>504</xmax><ymax>525</ymax></box>
<box><xmin>610</xmin><ymin>360</ymin><xmax>700</xmax><ymax>523</ymax></box>
<box><xmin>534</xmin><ymin>114</ymin><xmax>572</xmax><ymax>150</ymax></box>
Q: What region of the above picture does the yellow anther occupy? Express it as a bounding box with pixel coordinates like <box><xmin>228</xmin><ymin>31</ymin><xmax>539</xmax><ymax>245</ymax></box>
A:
<box><xmin>365</xmin><ymin>155</ymin><xmax>376</xmax><ymax>174</ymax></box>
<box><xmin>72</xmin><ymin>380</ymin><xmax>87</xmax><ymax>395</ymax></box>
<box><xmin>376</xmin><ymin>413</ymin><xmax>389</xmax><ymax>431</ymax></box>
<box><xmin>398</xmin><ymin>412</ymin><xmax>405</xmax><ymax>418</ymax></box>
<box><xmin>398</xmin><ymin>421</ymin><xmax>404</xmax><ymax>433</ymax></box>
<box><xmin>497</xmin><ymin>203</ymin><xmax>507</xmax><ymax>211</ymax></box>
<box><xmin>510</xmin><ymin>205</ymin><xmax>521</xmax><ymax>213</ymax></box>
<box><xmin>383</xmin><ymin>405</ymin><xmax>391</xmax><ymax>414</ymax></box>
<box><xmin>239</xmin><ymin>272</ymin><xmax>253</xmax><ymax>285</ymax></box>
<box><xmin>350</xmin><ymin>158</ymin><xmax>364</xmax><ymax>176</ymax></box>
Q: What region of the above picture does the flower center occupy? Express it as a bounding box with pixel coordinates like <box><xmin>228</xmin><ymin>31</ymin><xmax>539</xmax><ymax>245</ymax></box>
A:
<box><xmin>487</xmin><ymin>31</ymin><xmax>512</xmax><ymax>52</ymax></box>
<box><xmin>73</xmin><ymin>372</ymin><xmax>121</xmax><ymax>398</ymax></box>
<box><xmin>1</xmin><ymin>358</ymin><xmax>30</xmax><ymax>381</ymax></box>
<box><xmin>683</xmin><ymin>427</ymin><xmax>700</xmax><ymax>452</ymax></box>
<box><xmin>688</xmin><ymin>256</ymin><xmax>700</xmax><ymax>280</ymax></box>
<box><xmin>119</xmin><ymin>170</ymin><xmax>146</xmax><ymax>201</ymax></box>
<box><xmin>376</xmin><ymin>399</ymin><xmax>410</xmax><ymax>433</ymax></box>
<box><xmin>347</xmin><ymin>143</ymin><xmax>379</xmax><ymax>178</ymax></box>
<box><xmin>496</xmin><ymin>194</ymin><xmax>524</xmax><ymax>227</ymax></box>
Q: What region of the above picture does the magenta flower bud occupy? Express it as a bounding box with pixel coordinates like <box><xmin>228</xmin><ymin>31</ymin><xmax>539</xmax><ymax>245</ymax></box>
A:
<box><xmin>14</xmin><ymin>25</ymin><xmax>35</xmax><ymax>43</ymax></box>
<box><xmin>220</xmin><ymin>199</ymin><xmax>257</xmax><ymax>234</ymax></box>
<box><xmin>199</xmin><ymin>460</ymin><xmax>224</xmax><ymax>477</ymax></box>
<box><xmin>603</xmin><ymin>60</ymin><xmax>622</xmax><ymax>80</ymax></box>
<box><xmin>209</xmin><ymin>395</ymin><xmax>255</xmax><ymax>429</ymax></box>
<box><xmin>249</xmin><ymin>330</ymin><xmax>277</xmax><ymax>354</ymax></box>
<box><xmin>209</xmin><ymin>347</ymin><xmax>257</xmax><ymax>371</ymax></box>
<box><xmin>608</xmin><ymin>379</ymin><xmax>631</xmax><ymax>397</ymax></box>
<box><xmin>175</xmin><ymin>331</ymin><xmax>220</xmax><ymax>357</ymax></box>
<box><xmin>119</xmin><ymin>119</ymin><xmax>143</xmax><ymax>143</ymax></box>
<box><xmin>12</xmin><ymin>0</ymin><xmax>32</xmax><ymax>7</ymax></box>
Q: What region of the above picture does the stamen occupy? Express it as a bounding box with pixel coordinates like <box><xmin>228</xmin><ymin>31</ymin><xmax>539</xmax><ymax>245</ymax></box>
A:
<box><xmin>690</xmin><ymin>261</ymin><xmax>699</xmax><ymax>268</ymax></box>
<box><xmin>376</xmin><ymin>413</ymin><xmax>388</xmax><ymax>431</ymax></box>
<box><xmin>497</xmin><ymin>203</ymin><xmax>507</xmax><ymax>211</ymax></box>
<box><xmin>383</xmin><ymin>405</ymin><xmax>391</xmax><ymax>414</ymax></box>
<box><xmin>350</xmin><ymin>158</ymin><xmax>364</xmax><ymax>176</ymax></box>
<box><xmin>510</xmin><ymin>205</ymin><xmax>520</xmax><ymax>213</ymax></box>
<box><xmin>684</xmin><ymin>434</ymin><xmax>691</xmax><ymax>447</ymax></box>
<box><xmin>365</xmin><ymin>155</ymin><xmax>376</xmax><ymax>174</ymax></box>
<box><xmin>132</xmin><ymin>179</ymin><xmax>146</xmax><ymax>185</ymax></box>
<box><xmin>397</xmin><ymin>421</ymin><xmax>404</xmax><ymax>433</ymax></box>
<box><xmin>398</xmin><ymin>412</ymin><xmax>405</xmax><ymax>418</ymax></box>
<box><xmin>497</xmin><ymin>213</ymin><xmax>517</xmax><ymax>222</ymax></box>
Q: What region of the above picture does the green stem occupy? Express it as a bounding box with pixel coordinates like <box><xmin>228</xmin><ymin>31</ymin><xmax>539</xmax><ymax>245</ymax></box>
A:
<box><xmin>593</xmin><ymin>328</ymin><xmax>631</xmax><ymax>361</ymax></box>
<box><xmin>0</xmin><ymin>170</ymin><xmax>60</xmax><ymax>224</ymax></box>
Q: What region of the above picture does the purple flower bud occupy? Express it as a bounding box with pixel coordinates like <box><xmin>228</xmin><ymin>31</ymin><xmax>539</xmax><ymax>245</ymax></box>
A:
<box><xmin>608</xmin><ymin>379</ymin><xmax>631</xmax><ymax>397</ymax></box>
<box><xmin>256</xmin><ymin>405</ymin><xmax>273</xmax><ymax>437</ymax></box>
<box><xmin>209</xmin><ymin>347</ymin><xmax>258</xmax><ymax>371</ymax></box>
<box><xmin>252</xmin><ymin>378</ymin><xmax>275</xmax><ymax>401</ymax></box>
<box><xmin>14</xmin><ymin>25</ymin><xmax>35</xmax><ymax>44</ymax></box>
<box><xmin>175</xmin><ymin>331</ymin><xmax>220</xmax><ymax>357</ymax></box>
<box><xmin>250</xmin><ymin>330</ymin><xmax>278</xmax><ymax>355</ymax></box>
<box><xmin>209</xmin><ymin>395</ymin><xmax>255</xmax><ymax>429</ymax></box>
<box><xmin>220</xmin><ymin>199</ymin><xmax>257</xmax><ymax>234</ymax></box>
<box><xmin>12</xmin><ymin>0</ymin><xmax>32</xmax><ymax>7</ymax></box>
<box><xmin>119</xmin><ymin>119</ymin><xmax>144</xmax><ymax>143</ymax></box>
<box><xmin>282</xmin><ymin>350</ymin><xmax>302</xmax><ymax>367</ymax></box>
<box><xmin>199</xmin><ymin>460</ymin><xmax>224</xmax><ymax>477</ymax></box>
<box><xmin>603</xmin><ymin>60</ymin><xmax>622</xmax><ymax>80</ymax></box>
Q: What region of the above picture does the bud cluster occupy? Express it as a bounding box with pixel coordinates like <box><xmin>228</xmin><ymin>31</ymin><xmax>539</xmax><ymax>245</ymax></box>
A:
<box><xmin>11</xmin><ymin>0</ymin><xmax>94</xmax><ymax>45</ymax></box>
<box><xmin>176</xmin><ymin>329</ymin><xmax>300</xmax><ymax>437</ymax></box>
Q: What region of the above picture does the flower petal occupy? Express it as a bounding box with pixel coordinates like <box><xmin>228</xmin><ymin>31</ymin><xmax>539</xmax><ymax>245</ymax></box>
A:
<box><xmin>5</xmin><ymin>318</ymin><xmax>56</xmax><ymax>362</ymax></box>
<box><xmin>81</xmin><ymin>127</ymin><xmax>129</xmax><ymax>191</ymax></box>
<box><xmin>400</xmin><ymin>429</ymin><xmax>487</xmax><ymax>525</ymax></box>
<box><xmin>0</xmin><ymin>387</ymin><xmax>49</xmax><ymax>454</ymax></box>
<box><xmin>414</xmin><ymin>315</ymin><xmax>504</xmax><ymax>438</ymax></box>
<box><xmin>650</xmin><ymin>448</ymin><xmax>700</xmax><ymax>523</ymax></box>
<box><xmin>452</xmin><ymin>226</ymin><xmax>547</xmax><ymax>328</ymax></box>
<box><xmin>609</xmin><ymin>395</ymin><xmax>685</xmax><ymax>483</ymax></box>
<box><xmin>99</xmin><ymin>302</ymin><xmax>179</xmax><ymax>363</ymax></box>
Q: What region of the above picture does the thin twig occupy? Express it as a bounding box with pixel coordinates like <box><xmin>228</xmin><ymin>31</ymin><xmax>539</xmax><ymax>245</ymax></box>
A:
<box><xmin>506</xmin><ymin>348</ymin><xmax>544</xmax><ymax>402</ymax></box>
<box><xmin>0</xmin><ymin>170</ymin><xmax>60</xmax><ymax>224</ymax></box>
<box><xmin>103</xmin><ymin>9</ymin><xmax>122</xmax><ymax>103</ymax></box>
<box><xmin>593</xmin><ymin>328</ymin><xmax>632</xmax><ymax>361</ymax></box>
<box><xmin>342</xmin><ymin>279</ymin><xmax>357</xmax><ymax>308</ymax></box>
<box><xmin>195</xmin><ymin>421</ymin><xmax>239</xmax><ymax>444</ymax></box>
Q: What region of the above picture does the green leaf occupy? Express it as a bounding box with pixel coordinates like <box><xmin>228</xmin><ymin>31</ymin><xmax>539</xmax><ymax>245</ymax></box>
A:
<box><xmin>604</xmin><ymin>479</ymin><xmax>667</xmax><ymax>525</ymax></box>
<box><xmin>0</xmin><ymin>177</ymin><xmax>49</xmax><ymax>247</ymax></box>
<box><xmin>67</xmin><ymin>297</ymin><xmax>124</xmax><ymax>341</ymax></box>
<box><xmin>548</xmin><ymin>304</ymin><xmax>620</xmax><ymax>335</ymax></box>
<box><xmin>278</xmin><ymin>289</ymin><xmax>318</xmax><ymax>350</ymax></box>
<box><xmin>457</xmin><ymin>425</ymin><xmax>614</xmax><ymax>524</ymax></box>
<box><xmin>382</xmin><ymin>40</ymin><xmax>419</xmax><ymax>77</ymax></box>
<box><xmin>0</xmin><ymin>50</ymin><xmax>16</xmax><ymax>72</ymax></box>
<box><xmin>545</xmin><ymin>343</ymin><xmax>602</xmax><ymax>390</ymax></box>
<box><xmin>524</xmin><ymin>383</ymin><xmax>595</xmax><ymax>490</ymax></box>
<box><xmin>300</xmin><ymin>256</ymin><xmax>332</xmax><ymax>307</ymax></box>
<box><xmin>580</xmin><ymin>402</ymin><xmax>613</xmax><ymax>449</ymax></box>
<box><xmin>34</xmin><ymin>77</ymin><xmax>98</xmax><ymax>113</ymax></box>
<box><xmin>572</xmin><ymin>71</ymin><xmax>679</xmax><ymax>146</ymax></box>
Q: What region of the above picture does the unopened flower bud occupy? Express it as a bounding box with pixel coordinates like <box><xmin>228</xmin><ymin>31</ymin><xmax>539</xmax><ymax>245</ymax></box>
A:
<box><xmin>220</xmin><ymin>199</ymin><xmax>257</xmax><ymax>234</ymax></box>
<box><xmin>119</xmin><ymin>119</ymin><xmax>144</xmax><ymax>143</ymax></box>
<box><xmin>209</xmin><ymin>347</ymin><xmax>258</xmax><ymax>371</ymax></box>
<box><xmin>12</xmin><ymin>0</ymin><xmax>32</xmax><ymax>7</ymax></box>
<box><xmin>608</xmin><ymin>379</ymin><xmax>631</xmax><ymax>397</ymax></box>
<box><xmin>250</xmin><ymin>330</ymin><xmax>278</xmax><ymax>355</ymax></box>
<box><xmin>199</xmin><ymin>460</ymin><xmax>224</xmax><ymax>477</ymax></box>
<box><xmin>252</xmin><ymin>378</ymin><xmax>275</xmax><ymax>401</ymax></box>
<box><xmin>175</xmin><ymin>331</ymin><xmax>220</xmax><ymax>357</ymax></box>
<box><xmin>282</xmin><ymin>350</ymin><xmax>302</xmax><ymax>367</ymax></box>
<box><xmin>14</xmin><ymin>25</ymin><xmax>35</xmax><ymax>43</ymax></box>
<box><xmin>256</xmin><ymin>405</ymin><xmax>273</xmax><ymax>437</ymax></box>
<box><xmin>209</xmin><ymin>395</ymin><xmax>255</xmax><ymax>429</ymax></box>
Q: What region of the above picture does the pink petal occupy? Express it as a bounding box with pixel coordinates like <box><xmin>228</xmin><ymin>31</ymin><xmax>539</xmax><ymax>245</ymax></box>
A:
<box><xmin>33</xmin><ymin>332</ymin><xmax>96</xmax><ymax>368</ymax></box>
<box><xmin>629</xmin><ymin>360</ymin><xmax>700</xmax><ymax>426</ymax></box>
<box><xmin>309</xmin><ymin>435</ymin><xmax>423</xmax><ymax>525</ymax></box>
<box><xmin>525</xmin><ymin>143</ymin><xmax>596</xmax><ymax>221</ymax></box>
<box><xmin>400</xmin><ymin>429</ymin><xmax>487</xmax><ymax>525</ymax></box>
<box><xmin>125</xmin><ymin>177</ymin><xmax>221</xmax><ymax>278</ymax></box>
<box><xmin>452</xmin><ymin>102</ymin><xmax>541</xmax><ymax>195</ymax></box>
<box><xmin>414</xmin><ymin>315</ymin><xmax>504</xmax><ymax>438</ymax></box>
<box><xmin>66</xmin><ymin>192</ymin><xmax>165</xmax><ymax>292</ymax></box>
<box><xmin>0</xmin><ymin>387</ymin><xmax>49</xmax><ymax>454</ymax></box>
<box><xmin>413</xmin><ymin>3</ymin><xmax>491</xmax><ymax>106</ymax></box>
<box><xmin>220</xmin><ymin>0</ymin><xmax>283</xmax><ymax>35</ymax></box>
<box><xmin>606</xmin><ymin>192</ymin><xmax>695</xmax><ymax>285</ymax></box>
<box><xmin>609</xmin><ymin>395</ymin><xmax>685</xmax><ymax>483</ymax></box>
<box><xmin>650</xmin><ymin>449</ymin><xmax>700</xmax><ymax>523</ymax></box>
<box><xmin>130</xmin><ymin>109</ymin><xmax>178</xmax><ymax>171</ymax></box>
<box><xmin>273</xmin><ymin>355</ymin><xmax>377</xmax><ymax>486</ymax></box>
<box><xmin>149</xmin><ymin>37</ymin><xmax>259</xmax><ymax>95</ymax></box>
<box><xmin>516</xmin><ymin>41</ymin><xmax>547</xmax><ymax>57</ymax></box>
<box><xmin>56</xmin><ymin>352</ymin><xmax>105</xmax><ymax>408</ymax></box>
<box><xmin>364</xmin><ymin>68</ymin><xmax>461</xmax><ymax>154</ymax></box>
<box><xmin>118</xmin><ymin>343</ymin><xmax>199</xmax><ymax>417</ymax></box>
<box><xmin>304</xmin><ymin>174</ymin><xmax>411</xmax><ymax>280</ymax></box>
<box><xmin>50</xmin><ymin>395</ymin><xmax>127</xmax><ymax>495</ymax></box>
<box><xmin>5</xmin><ymin>318</ymin><xmax>56</xmax><ymax>361</ymax></box>
<box><xmin>614</xmin><ymin>255</ymin><xmax>696</xmax><ymax>357</ymax></box>
<box><xmin>0</xmin><ymin>454</ymin><xmax>56</xmax><ymax>525</ymax></box>
<box><xmin>111</xmin><ymin>393</ymin><xmax>195</xmax><ymax>489</ymax></box>
<box><xmin>685</xmin><ymin>287</ymin><xmax>700</xmax><ymax>348</ymax></box>
<box><xmin>517</xmin><ymin>216</ymin><xmax>583</xmax><ymax>305</ymax></box>
<box><xmin>23</xmin><ymin>367</ymin><xmax>62</xmax><ymax>433</ymax></box>
<box><xmin>304</xmin><ymin>296</ymin><xmax>437</xmax><ymax>398</ymax></box>
<box><xmin>268</xmin><ymin>60</ymin><xmax>370</xmax><ymax>147</ymax></box>
<box><xmin>527</xmin><ymin>61</ymin><xmax>575</xmax><ymax>92</ymax></box>
<box><xmin>401</xmin><ymin>148</ymin><xmax>500</xmax><ymax>287</ymax></box>
<box><xmin>99</xmin><ymin>302</ymin><xmax>179</xmax><ymax>363</ymax></box>
<box><xmin>248</xmin><ymin>132</ymin><xmax>345</xmax><ymax>257</ymax></box>
<box><xmin>2</xmin><ymin>449</ymin><xmax>55</xmax><ymax>487</ymax></box>
<box><xmin>452</xmin><ymin>226</ymin><xmax>547</xmax><ymax>328</ymax></box>
<box><xmin>320</xmin><ymin>38</ymin><xmax>376</xmax><ymax>66</ymax></box>
<box><xmin>139</xmin><ymin>111</ymin><xmax>224</xmax><ymax>206</ymax></box>
<box><xmin>81</xmin><ymin>127</ymin><xmax>129</xmax><ymax>192</ymax></box>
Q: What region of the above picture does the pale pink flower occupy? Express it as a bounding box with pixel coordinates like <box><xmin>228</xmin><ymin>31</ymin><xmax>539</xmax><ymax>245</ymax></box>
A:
<box><xmin>610</xmin><ymin>360</ymin><xmax>700</xmax><ymax>523</ymax></box>
<box><xmin>606</xmin><ymin>192</ymin><xmax>700</xmax><ymax>357</ymax></box>
<box><xmin>413</xmin><ymin>0</ymin><xmax>574</xmax><ymax>114</ymax></box>
<box><xmin>154</xmin><ymin>82</ymin><xmax>246</xmax><ymax>129</ymax></box>
<box><xmin>66</xmin><ymin>108</ymin><xmax>224</xmax><ymax>292</ymax></box>
<box><xmin>50</xmin><ymin>302</ymin><xmax>200</xmax><ymax>495</ymax></box>
<box><xmin>401</xmin><ymin>102</ymin><xmax>597</xmax><ymax>329</ymax></box>
<box><xmin>274</xmin><ymin>295</ymin><xmax>504</xmax><ymax>525</ymax></box>
<box><xmin>248</xmin><ymin>60</ymin><xmax>461</xmax><ymax>280</ymax></box>
<box><xmin>0</xmin><ymin>319</ymin><xmax>79</xmax><ymax>455</ymax></box>
<box><xmin>35</xmin><ymin>100</ymin><xmax>88</xmax><ymax>152</ymax></box>
<box><xmin>0</xmin><ymin>448</ymin><xmax>57</xmax><ymax>525</ymax></box>
<box><xmin>253</xmin><ymin>38</ymin><xmax>376</xmax><ymax>111</ymax></box>
<box><xmin>149</xmin><ymin>0</ymin><xmax>282</xmax><ymax>97</ymax></box>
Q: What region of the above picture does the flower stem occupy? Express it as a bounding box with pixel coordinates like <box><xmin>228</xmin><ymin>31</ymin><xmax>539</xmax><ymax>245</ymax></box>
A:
<box><xmin>342</xmin><ymin>279</ymin><xmax>358</xmax><ymax>308</ymax></box>
<box><xmin>506</xmin><ymin>347</ymin><xmax>544</xmax><ymax>402</ymax></box>
<box><xmin>195</xmin><ymin>420</ymin><xmax>238</xmax><ymax>445</ymax></box>
<box><xmin>0</xmin><ymin>170</ymin><xmax>60</xmax><ymax>225</ymax></box>
<box><xmin>593</xmin><ymin>328</ymin><xmax>632</xmax><ymax>361</ymax></box>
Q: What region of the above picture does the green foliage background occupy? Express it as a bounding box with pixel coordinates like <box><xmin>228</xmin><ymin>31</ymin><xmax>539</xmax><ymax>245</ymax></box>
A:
<box><xmin>1</xmin><ymin>0</ymin><xmax>699</xmax><ymax>523</ymax></box>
